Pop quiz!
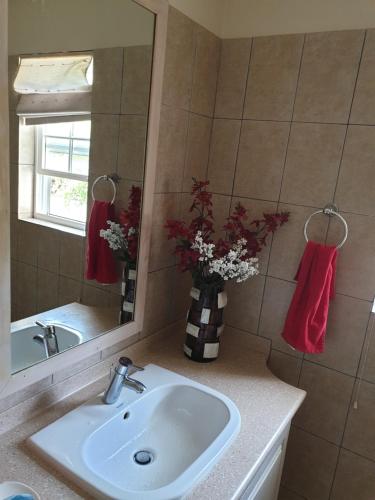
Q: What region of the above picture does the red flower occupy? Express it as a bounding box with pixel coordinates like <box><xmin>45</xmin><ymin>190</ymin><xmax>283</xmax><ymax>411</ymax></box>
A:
<box><xmin>164</xmin><ymin>179</ymin><xmax>290</xmax><ymax>275</ymax></box>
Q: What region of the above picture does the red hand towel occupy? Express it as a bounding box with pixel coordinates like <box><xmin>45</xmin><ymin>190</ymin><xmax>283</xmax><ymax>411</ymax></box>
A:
<box><xmin>85</xmin><ymin>200</ymin><xmax>118</xmax><ymax>284</ymax></box>
<box><xmin>282</xmin><ymin>241</ymin><xmax>337</xmax><ymax>354</ymax></box>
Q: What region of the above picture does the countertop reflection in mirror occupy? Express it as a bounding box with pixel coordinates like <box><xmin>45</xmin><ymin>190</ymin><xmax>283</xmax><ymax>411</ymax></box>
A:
<box><xmin>8</xmin><ymin>0</ymin><xmax>156</xmax><ymax>374</ymax></box>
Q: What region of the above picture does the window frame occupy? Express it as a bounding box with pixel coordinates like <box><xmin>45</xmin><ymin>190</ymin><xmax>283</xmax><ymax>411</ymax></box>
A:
<box><xmin>33</xmin><ymin>121</ymin><xmax>90</xmax><ymax>232</ymax></box>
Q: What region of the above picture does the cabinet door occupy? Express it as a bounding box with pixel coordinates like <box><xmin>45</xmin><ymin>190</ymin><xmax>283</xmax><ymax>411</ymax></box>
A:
<box><xmin>243</xmin><ymin>445</ymin><xmax>283</xmax><ymax>500</ymax></box>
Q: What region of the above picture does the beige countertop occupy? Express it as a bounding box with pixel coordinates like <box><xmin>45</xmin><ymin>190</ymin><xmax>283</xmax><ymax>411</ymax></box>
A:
<box><xmin>0</xmin><ymin>327</ymin><xmax>305</xmax><ymax>500</ymax></box>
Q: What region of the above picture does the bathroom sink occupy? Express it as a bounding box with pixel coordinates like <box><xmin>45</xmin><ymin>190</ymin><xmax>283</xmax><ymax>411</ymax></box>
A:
<box><xmin>11</xmin><ymin>324</ymin><xmax>82</xmax><ymax>373</ymax></box>
<box><xmin>29</xmin><ymin>364</ymin><xmax>241</xmax><ymax>499</ymax></box>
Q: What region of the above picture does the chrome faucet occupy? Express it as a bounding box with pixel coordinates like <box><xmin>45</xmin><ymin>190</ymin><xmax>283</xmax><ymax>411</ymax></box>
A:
<box><xmin>103</xmin><ymin>357</ymin><xmax>146</xmax><ymax>405</ymax></box>
<box><xmin>33</xmin><ymin>321</ymin><xmax>60</xmax><ymax>357</ymax></box>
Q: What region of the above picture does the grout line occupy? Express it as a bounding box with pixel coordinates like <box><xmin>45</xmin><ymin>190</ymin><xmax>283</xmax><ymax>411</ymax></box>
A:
<box><xmin>331</xmin><ymin>30</ymin><xmax>367</xmax><ymax>207</ymax></box>
<box><xmin>89</xmin><ymin>187</ymin><xmax>375</xmax><ymax>218</ymax></box>
<box><xmin>291</xmin><ymin>423</ymin><xmax>340</xmax><ymax>449</ymax></box>
<box><xmin>276</xmin><ymin>34</ymin><xmax>306</xmax><ymax>205</ymax></box>
<box><xmin>203</xmin><ymin>115</ymin><xmax>375</xmax><ymax>126</ymax></box>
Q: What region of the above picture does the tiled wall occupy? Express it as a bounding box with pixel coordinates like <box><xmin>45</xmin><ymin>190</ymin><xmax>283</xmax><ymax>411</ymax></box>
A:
<box><xmin>9</xmin><ymin>45</ymin><xmax>152</xmax><ymax>321</ymax></box>
<box><xmin>140</xmin><ymin>7</ymin><xmax>221</xmax><ymax>337</ymax></box>
<box><xmin>210</xmin><ymin>29</ymin><xmax>375</xmax><ymax>500</ymax></box>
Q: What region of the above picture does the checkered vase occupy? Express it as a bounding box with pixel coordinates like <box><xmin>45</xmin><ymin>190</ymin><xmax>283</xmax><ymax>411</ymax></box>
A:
<box><xmin>183</xmin><ymin>281</ymin><xmax>227</xmax><ymax>362</ymax></box>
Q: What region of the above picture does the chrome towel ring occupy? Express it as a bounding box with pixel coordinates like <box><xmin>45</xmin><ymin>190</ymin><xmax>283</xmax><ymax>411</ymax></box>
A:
<box><xmin>91</xmin><ymin>175</ymin><xmax>117</xmax><ymax>205</ymax></box>
<box><xmin>304</xmin><ymin>203</ymin><xmax>348</xmax><ymax>249</ymax></box>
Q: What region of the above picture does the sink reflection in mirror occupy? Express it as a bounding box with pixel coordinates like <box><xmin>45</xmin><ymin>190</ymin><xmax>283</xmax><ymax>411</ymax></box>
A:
<box><xmin>8</xmin><ymin>0</ymin><xmax>156</xmax><ymax>373</ymax></box>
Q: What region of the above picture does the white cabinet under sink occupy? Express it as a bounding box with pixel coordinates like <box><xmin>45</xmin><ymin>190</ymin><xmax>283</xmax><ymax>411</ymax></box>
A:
<box><xmin>238</xmin><ymin>424</ymin><xmax>290</xmax><ymax>500</ymax></box>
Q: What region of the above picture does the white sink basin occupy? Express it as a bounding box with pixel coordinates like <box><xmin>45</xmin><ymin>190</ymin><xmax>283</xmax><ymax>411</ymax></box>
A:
<box><xmin>29</xmin><ymin>364</ymin><xmax>241</xmax><ymax>499</ymax></box>
<box><xmin>11</xmin><ymin>324</ymin><xmax>82</xmax><ymax>373</ymax></box>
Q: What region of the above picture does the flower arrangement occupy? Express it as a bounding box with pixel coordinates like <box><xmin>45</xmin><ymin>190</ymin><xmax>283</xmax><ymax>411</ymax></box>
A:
<box><xmin>100</xmin><ymin>185</ymin><xmax>142</xmax><ymax>264</ymax></box>
<box><xmin>165</xmin><ymin>179</ymin><xmax>289</xmax><ymax>288</ymax></box>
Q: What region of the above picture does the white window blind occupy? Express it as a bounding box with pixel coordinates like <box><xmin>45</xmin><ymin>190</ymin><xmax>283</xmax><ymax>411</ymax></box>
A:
<box><xmin>14</xmin><ymin>55</ymin><xmax>93</xmax><ymax>125</ymax></box>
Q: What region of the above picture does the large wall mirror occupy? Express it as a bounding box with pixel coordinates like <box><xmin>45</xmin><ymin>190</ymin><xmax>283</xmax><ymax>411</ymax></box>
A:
<box><xmin>7</xmin><ymin>0</ymin><xmax>158</xmax><ymax>375</ymax></box>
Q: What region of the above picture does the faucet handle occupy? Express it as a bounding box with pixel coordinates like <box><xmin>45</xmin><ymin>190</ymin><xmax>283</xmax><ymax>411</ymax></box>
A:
<box><xmin>119</xmin><ymin>357</ymin><xmax>144</xmax><ymax>372</ymax></box>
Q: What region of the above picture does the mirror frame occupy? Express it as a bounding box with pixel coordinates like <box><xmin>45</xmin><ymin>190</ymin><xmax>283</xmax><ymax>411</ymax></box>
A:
<box><xmin>0</xmin><ymin>0</ymin><xmax>168</xmax><ymax>397</ymax></box>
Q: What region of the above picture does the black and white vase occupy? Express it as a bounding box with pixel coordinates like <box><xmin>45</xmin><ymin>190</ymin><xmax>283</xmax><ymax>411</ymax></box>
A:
<box><xmin>183</xmin><ymin>281</ymin><xmax>227</xmax><ymax>362</ymax></box>
<box><xmin>119</xmin><ymin>263</ymin><xmax>137</xmax><ymax>324</ymax></box>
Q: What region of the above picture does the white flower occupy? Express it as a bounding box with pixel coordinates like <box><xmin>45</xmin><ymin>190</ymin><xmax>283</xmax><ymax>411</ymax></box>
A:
<box><xmin>191</xmin><ymin>231</ymin><xmax>215</xmax><ymax>262</ymax></box>
<box><xmin>208</xmin><ymin>238</ymin><xmax>259</xmax><ymax>283</ymax></box>
<box><xmin>100</xmin><ymin>220</ymin><xmax>126</xmax><ymax>251</ymax></box>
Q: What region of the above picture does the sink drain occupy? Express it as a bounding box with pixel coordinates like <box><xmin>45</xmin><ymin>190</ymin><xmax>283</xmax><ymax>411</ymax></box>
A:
<box><xmin>133</xmin><ymin>450</ymin><xmax>153</xmax><ymax>465</ymax></box>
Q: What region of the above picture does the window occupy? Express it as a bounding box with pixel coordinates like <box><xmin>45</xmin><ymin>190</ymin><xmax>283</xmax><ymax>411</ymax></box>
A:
<box><xmin>34</xmin><ymin>120</ymin><xmax>91</xmax><ymax>231</ymax></box>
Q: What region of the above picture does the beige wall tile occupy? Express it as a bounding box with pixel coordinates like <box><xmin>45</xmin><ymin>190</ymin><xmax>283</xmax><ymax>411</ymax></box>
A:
<box><xmin>343</xmin><ymin>380</ymin><xmax>375</xmax><ymax>461</ymax></box>
<box><xmin>211</xmin><ymin>193</ymin><xmax>231</xmax><ymax>239</ymax></box>
<box><xmin>282</xmin><ymin>426</ymin><xmax>339</xmax><ymax>500</ymax></box>
<box><xmin>207</xmin><ymin>119</ymin><xmax>241</xmax><ymax>195</ymax></box>
<box><xmin>121</xmin><ymin>45</ymin><xmax>153</xmax><ymax>116</ymax></box>
<box><xmin>215</xmin><ymin>38</ymin><xmax>252</xmax><ymax>119</ymax></box>
<box><xmin>183</xmin><ymin>113</ymin><xmax>212</xmax><ymax>192</ymax></box>
<box><xmin>37</xmin><ymin>268</ymin><xmax>59</xmax><ymax>313</ymax></box>
<box><xmin>225</xmin><ymin>274</ymin><xmax>265</xmax><ymax>334</ymax></box>
<box><xmin>326</xmin><ymin>212</ymin><xmax>375</xmax><ymax>300</ymax></box>
<box><xmin>268</xmin><ymin>203</ymin><xmax>329</xmax><ymax>282</ymax></box>
<box><xmin>171</xmin><ymin>267</ymin><xmax>193</xmax><ymax>322</ymax></box>
<box><xmin>92</xmin><ymin>48</ymin><xmax>123</xmax><ymax>114</ymax></box>
<box><xmin>58</xmin><ymin>276</ymin><xmax>82</xmax><ymax>306</ymax></box>
<box><xmin>15</xmin><ymin>262</ymin><xmax>37</xmax><ymax>319</ymax></box>
<box><xmin>89</xmin><ymin>113</ymin><xmax>120</xmax><ymax>184</ymax></box>
<box><xmin>117</xmin><ymin>115</ymin><xmax>147</xmax><ymax>183</ymax></box>
<box><xmin>268</xmin><ymin>349</ymin><xmax>302</xmax><ymax>386</ymax></box>
<box><xmin>82</xmin><ymin>284</ymin><xmax>110</xmax><ymax>308</ymax></box>
<box><xmin>149</xmin><ymin>193</ymin><xmax>180</xmax><ymax>272</ymax></box>
<box><xmin>37</xmin><ymin>227</ymin><xmax>60</xmax><ymax>273</ymax></box>
<box><xmin>155</xmin><ymin>105</ymin><xmax>189</xmax><ymax>193</ymax></box>
<box><xmin>280</xmin><ymin>122</ymin><xmax>346</xmax><ymax>207</ymax></box>
<box><xmin>141</xmin><ymin>267</ymin><xmax>176</xmax><ymax>337</ymax></box>
<box><xmin>59</xmin><ymin>234</ymin><xmax>84</xmax><ymax>281</ymax></box>
<box><xmin>234</xmin><ymin>120</ymin><xmax>289</xmax><ymax>201</ymax></box>
<box><xmin>10</xmin><ymin>215</ymin><xmax>18</xmax><ymax>261</ymax></box>
<box><xmin>191</xmin><ymin>27</ymin><xmax>221</xmax><ymax>116</ymax></box>
<box><xmin>162</xmin><ymin>7</ymin><xmax>195</xmax><ymax>110</ymax></box>
<box><xmin>17</xmin><ymin>221</ymin><xmax>39</xmax><ymax>266</ymax></box>
<box><xmin>305</xmin><ymin>294</ymin><xmax>370</xmax><ymax>376</ymax></box>
<box><xmin>335</xmin><ymin>125</ymin><xmax>375</xmax><ymax>216</ymax></box>
<box><xmin>350</xmin><ymin>29</ymin><xmax>375</xmax><ymax>125</ymax></box>
<box><xmin>244</xmin><ymin>34</ymin><xmax>304</xmax><ymax>121</ymax></box>
<box><xmin>231</xmin><ymin>197</ymin><xmax>278</xmax><ymax>274</ymax></box>
<box><xmin>294</xmin><ymin>30</ymin><xmax>364</xmax><ymax>123</ymax></box>
<box><xmin>331</xmin><ymin>449</ymin><xmax>375</xmax><ymax>500</ymax></box>
<box><xmin>295</xmin><ymin>362</ymin><xmax>354</xmax><ymax>444</ymax></box>
<box><xmin>278</xmin><ymin>486</ymin><xmax>306</xmax><ymax>500</ymax></box>
<box><xmin>259</xmin><ymin>277</ymin><xmax>301</xmax><ymax>357</ymax></box>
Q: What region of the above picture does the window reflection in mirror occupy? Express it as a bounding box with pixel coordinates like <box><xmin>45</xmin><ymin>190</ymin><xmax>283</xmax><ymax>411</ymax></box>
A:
<box><xmin>8</xmin><ymin>0</ymin><xmax>155</xmax><ymax>374</ymax></box>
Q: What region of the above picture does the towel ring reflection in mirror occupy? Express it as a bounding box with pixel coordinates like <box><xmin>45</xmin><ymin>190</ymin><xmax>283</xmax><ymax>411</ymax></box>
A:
<box><xmin>304</xmin><ymin>203</ymin><xmax>348</xmax><ymax>249</ymax></box>
<box><xmin>91</xmin><ymin>174</ymin><xmax>120</xmax><ymax>205</ymax></box>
